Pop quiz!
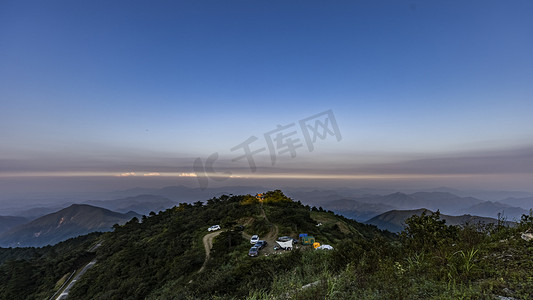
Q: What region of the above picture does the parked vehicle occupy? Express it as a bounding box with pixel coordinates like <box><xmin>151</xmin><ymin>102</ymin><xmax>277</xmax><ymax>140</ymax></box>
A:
<box><xmin>248</xmin><ymin>246</ymin><xmax>259</xmax><ymax>257</ymax></box>
<box><xmin>316</xmin><ymin>245</ymin><xmax>334</xmax><ymax>250</ymax></box>
<box><xmin>250</xmin><ymin>235</ymin><xmax>259</xmax><ymax>244</ymax></box>
<box><xmin>254</xmin><ymin>240</ymin><xmax>267</xmax><ymax>249</ymax></box>
<box><xmin>278</xmin><ymin>236</ymin><xmax>298</xmax><ymax>244</ymax></box>
<box><xmin>276</xmin><ymin>240</ymin><xmax>293</xmax><ymax>250</ymax></box>
<box><xmin>208</xmin><ymin>225</ymin><xmax>221</xmax><ymax>231</ymax></box>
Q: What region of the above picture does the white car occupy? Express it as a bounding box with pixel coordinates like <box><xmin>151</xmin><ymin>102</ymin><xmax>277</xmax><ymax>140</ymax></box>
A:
<box><xmin>250</xmin><ymin>235</ymin><xmax>259</xmax><ymax>244</ymax></box>
<box><xmin>208</xmin><ymin>225</ymin><xmax>221</xmax><ymax>232</ymax></box>
<box><xmin>316</xmin><ymin>244</ymin><xmax>334</xmax><ymax>250</ymax></box>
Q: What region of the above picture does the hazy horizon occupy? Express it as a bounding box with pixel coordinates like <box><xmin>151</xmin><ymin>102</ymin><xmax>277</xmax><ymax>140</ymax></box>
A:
<box><xmin>2</xmin><ymin>1</ymin><xmax>532</xmax><ymax>207</ymax></box>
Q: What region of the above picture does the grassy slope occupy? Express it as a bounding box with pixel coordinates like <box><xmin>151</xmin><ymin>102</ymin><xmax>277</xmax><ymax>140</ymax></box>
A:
<box><xmin>247</xmin><ymin>212</ymin><xmax>533</xmax><ymax>300</ymax></box>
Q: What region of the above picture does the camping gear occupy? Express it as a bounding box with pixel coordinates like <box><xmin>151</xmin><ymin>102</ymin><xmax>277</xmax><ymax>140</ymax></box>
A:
<box><xmin>301</xmin><ymin>236</ymin><xmax>315</xmax><ymax>245</ymax></box>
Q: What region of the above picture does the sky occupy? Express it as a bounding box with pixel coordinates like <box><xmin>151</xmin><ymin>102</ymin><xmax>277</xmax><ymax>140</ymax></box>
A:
<box><xmin>1</xmin><ymin>0</ymin><xmax>533</xmax><ymax>200</ymax></box>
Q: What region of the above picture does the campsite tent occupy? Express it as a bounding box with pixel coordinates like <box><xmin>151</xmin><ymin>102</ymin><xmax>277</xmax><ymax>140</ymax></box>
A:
<box><xmin>313</xmin><ymin>242</ymin><xmax>321</xmax><ymax>249</ymax></box>
<box><xmin>301</xmin><ymin>236</ymin><xmax>315</xmax><ymax>245</ymax></box>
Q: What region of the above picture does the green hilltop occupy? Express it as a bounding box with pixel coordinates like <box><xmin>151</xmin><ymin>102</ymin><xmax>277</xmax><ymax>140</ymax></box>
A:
<box><xmin>1</xmin><ymin>190</ymin><xmax>532</xmax><ymax>299</ymax></box>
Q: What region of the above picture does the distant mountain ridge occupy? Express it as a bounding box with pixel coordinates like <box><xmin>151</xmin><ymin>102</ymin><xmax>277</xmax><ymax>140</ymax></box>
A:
<box><xmin>365</xmin><ymin>208</ymin><xmax>515</xmax><ymax>233</ymax></box>
<box><xmin>9</xmin><ymin>205</ymin><xmax>73</xmax><ymax>221</ymax></box>
<box><xmin>0</xmin><ymin>216</ymin><xmax>28</xmax><ymax>235</ymax></box>
<box><xmin>499</xmin><ymin>197</ymin><xmax>533</xmax><ymax>210</ymax></box>
<box><xmin>322</xmin><ymin>198</ymin><xmax>396</xmax><ymax>221</ymax></box>
<box><xmin>358</xmin><ymin>192</ymin><xmax>484</xmax><ymax>214</ymax></box>
<box><xmin>0</xmin><ymin>204</ymin><xmax>139</xmax><ymax>247</ymax></box>
<box><xmin>296</xmin><ymin>191</ymin><xmax>528</xmax><ymax>221</ymax></box>
<box><xmin>2</xmin><ymin>186</ymin><xmax>531</xmax><ymax>220</ymax></box>
<box><xmin>465</xmin><ymin>201</ymin><xmax>529</xmax><ymax>221</ymax></box>
<box><xmin>84</xmin><ymin>194</ymin><xmax>176</xmax><ymax>215</ymax></box>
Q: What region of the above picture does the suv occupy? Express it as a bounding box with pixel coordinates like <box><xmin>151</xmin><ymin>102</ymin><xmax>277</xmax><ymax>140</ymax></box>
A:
<box><xmin>316</xmin><ymin>244</ymin><xmax>334</xmax><ymax>250</ymax></box>
<box><xmin>250</xmin><ymin>235</ymin><xmax>259</xmax><ymax>244</ymax></box>
<box><xmin>254</xmin><ymin>240</ymin><xmax>268</xmax><ymax>249</ymax></box>
<box><xmin>208</xmin><ymin>225</ymin><xmax>221</xmax><ymax>232</ymax></box>
<box><xmin>248</xmin><ymin>246</ymin><xmax>259</xmax><ymax>257</ymax></box>
<box><xmin>278</xmin><ymin>236</ymin><xmax>298</xmax><ymax>244</ymax></box>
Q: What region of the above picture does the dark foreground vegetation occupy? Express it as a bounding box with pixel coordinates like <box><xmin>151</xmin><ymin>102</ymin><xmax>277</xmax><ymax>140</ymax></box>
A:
<box><xmin>0</xmin><ymin>190</ymin><xmax>532</xmax><ymax>299</ymax></box>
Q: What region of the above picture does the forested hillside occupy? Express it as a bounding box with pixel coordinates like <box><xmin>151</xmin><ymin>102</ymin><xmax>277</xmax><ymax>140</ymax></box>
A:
<box><xmin>0</xmin><ymin>190</ymin><xmax>532</xmax><ymax>299</ymax></box>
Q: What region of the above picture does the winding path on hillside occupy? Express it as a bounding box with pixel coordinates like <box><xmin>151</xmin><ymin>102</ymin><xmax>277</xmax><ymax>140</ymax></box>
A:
<box><xmin>197</xmin><ymin>230</ymin><xmax>223</xmax><ymax>273</ymax></box>
<box><xmin>198</xmin><ymin>204</ymin><xmax>280</xmax><ymax>273</ymax></box>
<box><xmin>50</xmin><ymin>241</ymin><xmax>102</xmax><ymax>300</ymax></box>
<box><xmin>248</xmin><ymin>203</ymin><xmax>279</xmax><ymax>255</ymax></box>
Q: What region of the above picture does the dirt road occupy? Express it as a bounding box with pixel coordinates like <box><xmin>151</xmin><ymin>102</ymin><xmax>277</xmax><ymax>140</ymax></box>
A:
<box><xmin>198</xmin><ymin>230</ymin><xmax>223</xmax><ymax>273</ymax></box>
<box><xmin>243</xmin><ymin>204</ymin><xmax>279</xmax><ymax>255</ymax></box>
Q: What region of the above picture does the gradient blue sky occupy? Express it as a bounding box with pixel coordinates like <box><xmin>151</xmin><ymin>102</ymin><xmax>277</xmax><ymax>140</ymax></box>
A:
<box><xmin>1</xmin><ymin>0</ymin><xmax>533</xmax><ymax>197</ymax></box>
